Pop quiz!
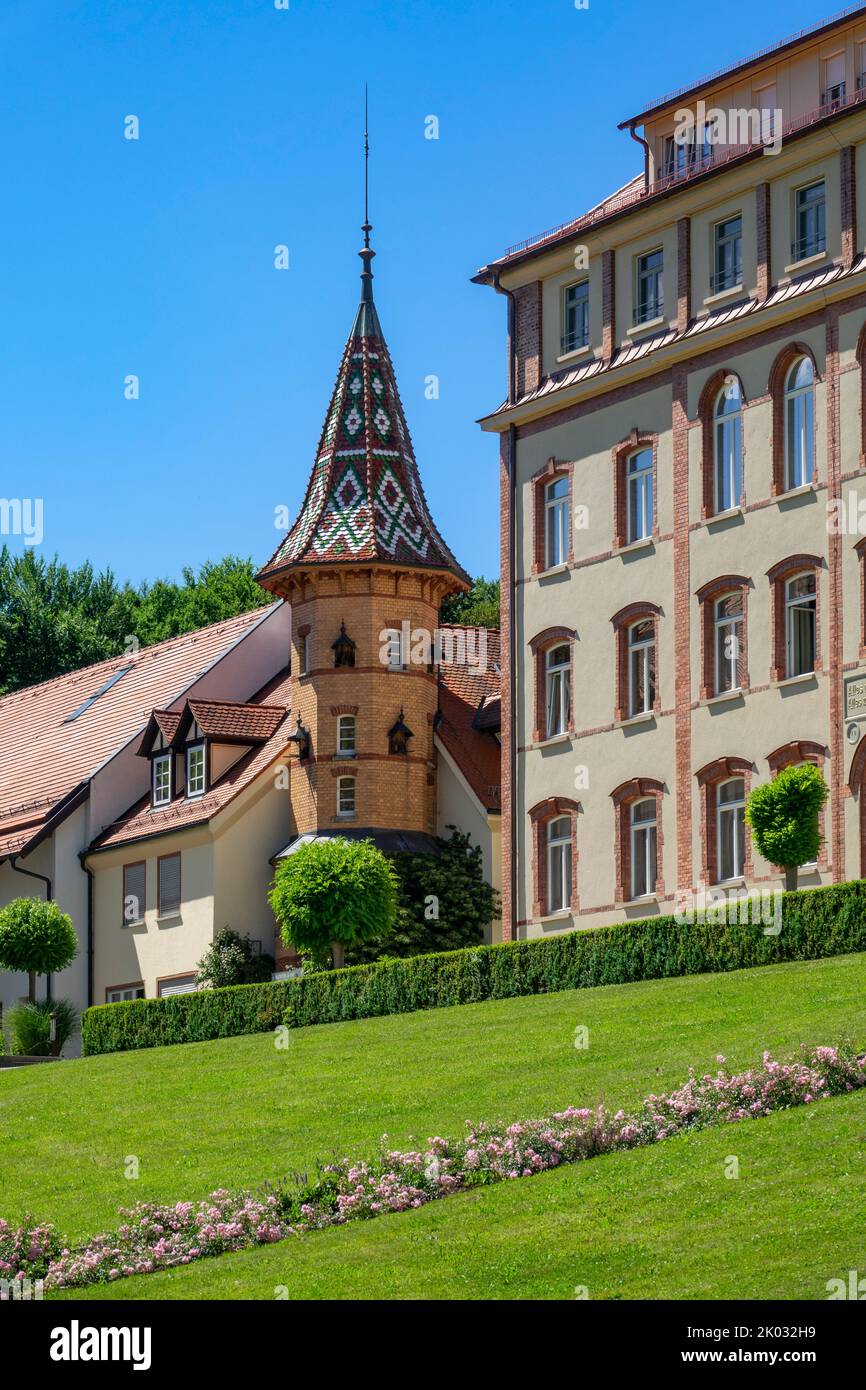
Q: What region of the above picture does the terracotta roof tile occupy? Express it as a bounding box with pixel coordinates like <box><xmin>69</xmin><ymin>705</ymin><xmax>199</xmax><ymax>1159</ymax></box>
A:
<box><xmin>437</xmin><ymin>627</ymin><xmax>501</xmax><ymax>812</ymax></box>
<box><xmin>184</xmin><ymin>699</ymin><xmax>286</xmax><ymax>743</ymax></box>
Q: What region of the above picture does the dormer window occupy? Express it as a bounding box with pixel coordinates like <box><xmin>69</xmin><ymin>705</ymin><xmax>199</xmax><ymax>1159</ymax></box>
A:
<box><xmin>186</xmin><ymin>744</ymin><xmax>206</xmax><ymax>798</ymax></box>
<box><xmin>152</xmin><ymin>753</ymin><xmax>171</xmax><ymax>808</ymax></box>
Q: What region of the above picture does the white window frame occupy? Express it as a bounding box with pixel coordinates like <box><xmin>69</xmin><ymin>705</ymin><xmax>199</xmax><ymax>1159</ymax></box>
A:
<box><xmin>545</xmin><ymin>644</ymin><xmax>570</xmax><ymax>739</ymax></box>
<box><xmin>546</xmin><ymin>816</ymin><xmax>572</xmax><ymax>915</ymax></box>
<box><xmin>561</xmin><ymin>279</ymin><xmax>589</xmax><ymax>354</ymax></box>
<box><xmin>713</xmin><ymin>381</ymin><xmax>743</xmax><ymax>513</ymax></box>
<box><xmin>793</xmin><ymin>181</ymin><xmax>826</xmax><ymax>261</ymax></box>
<box><xmin>714</xmin><ymin>592</ymin><xmax>742</xmax><ymax>695</ymax></box>
<box><xmin>337</xmin><ymin>714</ymin><xmax>356</xmax><ymax>757</ymax></box>
<box><xmin>627</xmin><ymin>619</ymin><xmax>655</xmax><ymax>718</ymax></box>
<box><xmin>626</xmin><ymin>447</ymin><xmax>653</xmax><ymax>543</ymax></box>
<box><xmin>152</xmin><ymin>752</ymin><xmax>171</xmax><ymax>807</ymax></box>
<box><xmin>635</xmin><ymin>248</ymin><xmax>663</xmax><ymax>324</ymax></box>
<box><xmin>712</xmin><ymin>214</ymin><xmax>743</xmax><ymax>294</ymax></box>
<box><xmin>544</xmin><ymin>475</ymin><xmax>569</xmax><ymax>569</ymax></box>
<box><xmin>784</xmin><ymin>357</ymin><xmax>815</xmax><ymax>490</ymax></box>
<box><xmin>785</xmin><ymin>571</ymin><xmax>817</xmax><ymax>677</ymax></box>
<box><xmin>186</xmin><ymin>744</ymin><xmax>206</xmax><ymax>798</ymax></box>
<box><xmin>630</xmin><ymin>798</ymin><xmax>657</xmax><ymax>900</ymax></box>
<box><xmin>337</xmin><ymin>775</ymin><xmax>356</xmax><ymax>818</ymax></box>
<box><xmin>107</xmin><ymin>985</ymin><xmax>145</xmax><ymax>1004</ymax></box>
<box><xmin>716</xmin><ymin>778</ymin><xmax>746</xmax><ymax>883</ymax></box>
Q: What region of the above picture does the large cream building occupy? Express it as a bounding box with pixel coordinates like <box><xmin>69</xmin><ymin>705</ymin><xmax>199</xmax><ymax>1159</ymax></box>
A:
<box><xmin>476</xmin><ymin>5</ymin><xmax>866</xmax><ymax>939</ymax></box>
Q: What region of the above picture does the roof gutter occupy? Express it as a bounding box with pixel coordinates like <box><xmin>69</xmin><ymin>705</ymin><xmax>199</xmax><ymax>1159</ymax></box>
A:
<box><xmin>78</xmin><ymin>852</ymin><xmax>94</xmax><ymax>1008</ymax></box>
<box><xmin>8</xmin><ymin>855</ymin><xmax>53</xmax><ymax>1002</ymax></box>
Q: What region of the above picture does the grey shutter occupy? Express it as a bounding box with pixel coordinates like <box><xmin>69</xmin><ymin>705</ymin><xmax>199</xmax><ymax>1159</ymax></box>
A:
<box><xmin>122</xmin><ymin>862</ymin><xmax>146</xmax><ymax>926</ymax></box>
<box><xmin>158</xmin><ymin>974</ymin><xmax>197</xmax><ymax>997</ymax></box>
<box><xmin>158</xmin><ymin>853</ymin><xmax>181</xmax><ymax>915</ymax></box>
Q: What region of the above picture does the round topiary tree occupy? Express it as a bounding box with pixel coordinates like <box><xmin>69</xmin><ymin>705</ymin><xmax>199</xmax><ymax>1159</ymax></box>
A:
<box><xmin>268</xmin><ymin>837</ymin><xmax>398</xmax><ymax>969</ymax></box>
<box><xmin>745</xmin><ymin>763</ymin><xmax>828</xmax><ymax>892</ymax></box>
<box><xmin>0</xmin><ymin>897</ymin><xmax>77</xmax><ymax>1002</ymax></box>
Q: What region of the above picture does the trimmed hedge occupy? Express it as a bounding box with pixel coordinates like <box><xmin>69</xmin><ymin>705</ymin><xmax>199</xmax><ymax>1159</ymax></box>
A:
<box><xmin>82</xmin><ymin>878</ymin><xmax>866</xmax><ymax>1055</ymax></box>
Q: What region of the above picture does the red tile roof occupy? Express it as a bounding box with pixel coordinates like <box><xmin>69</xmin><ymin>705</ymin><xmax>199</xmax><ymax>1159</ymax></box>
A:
<box><xmin>183</xmin><ymin>699</ymin><xmax>286</xmax><ymax>744</ymax></box>
<box><xmin>0</xmin><ymin>606</ymin><xmax>276</xmax><ymax>862</ymax></box>
<box><xmin>89</xmin><ymin>671</ymin><xmax>293</xmax><ymax>853</ymax></box>
<box><xmin>437</xmin><ymin>627</ymin><xmax>502</xmax><ymax>813</ymax></box>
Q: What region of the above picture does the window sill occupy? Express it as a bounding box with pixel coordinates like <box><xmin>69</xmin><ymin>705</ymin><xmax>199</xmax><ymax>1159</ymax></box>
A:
<box><xmin>703</xmin><ymin>284</ymin><xmax>746</xmax><ymax>308</ymax></box>
<box><xmin>704</xmin><ymin>688</ymin><xmax>743</xmax><ymax>707</ymax></box>
<box><xmin>616</xmin><ymin>711</ymin><xmax>656</xmax><ymax>729</ymax></box>
<box><xmin>714</xmin><ymin>876</ymin><xmax>745</xmax><ymax>889</ymax></box>
<box><xmin>628</xmin><ymin>893</ymin><xmax>658</xmax><ymax>905</ymax></box>
<box><xmin>556</xmin><ymin>344</ymin><xmax>592</xmax><ymax>365</ymax></box>
<box><xmin>156</xmin><ymin>912</ymin><xmax>182</xmax><ymax>925</ymax></box>
<box><xmin>334</xmin><ymin>751</ymin><xmax>357</xmax><ymax>760</ymax></box>
<box><xmin>783</xmin><ymin>250</ymin><xmax>827</xmax><ymax>276</ymax></box>
<box><xmin>537</xmin><ymin>561</ymin><xmax>570</xmax><ymax>580</ymax></box>
<box><xmin>186</xmin><ymin>792</ymin><xmax>205</xmax><ymax>801</ymax></box>
<box><xmin>122</xmin><ymin>919</ymin><xmax>146</xmax><ymax>930</ymax></box>
<box><xmin>616</xmin><ymin>535</ymin><xmax>655</xmax><ymax>555</ymax></box>
<box><xmin>336</xmin><ymin>813</ymin><xmax>357</xmax><ymax>821</ymax></box>
<box><xmin>774</xmin><ymin>482</ymin><xmax>815</xmax><ymax>503</ymax></box>
<box><xmin>704</xmin><ymin>505</ymin><xmax>743</xmax><ymax>527</ymax></box>
<box><xmin>535</xmin><ymin>732</ymin><xmax>571</xmax><ymax>749</ymax></box>
<box><xmin>627</xmin><ymin>314</ymin><xmax>666</xmax><ymax>337</ymax></box>
<box><xmin>775</xmin><ymin>671</ymin><xmax>817</xmax><ymax>689</ymax></box>
<box><xmin>537</xmin><ymin>910</ymin><xmax>573</xmax><ymax>924</ymax></box>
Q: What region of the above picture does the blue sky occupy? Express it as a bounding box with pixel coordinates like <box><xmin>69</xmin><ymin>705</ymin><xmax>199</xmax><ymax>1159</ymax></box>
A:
<box><xmin>1</xmin><ymin>0</ymin><xmax>836</xmax><ymax>585</ymax></box>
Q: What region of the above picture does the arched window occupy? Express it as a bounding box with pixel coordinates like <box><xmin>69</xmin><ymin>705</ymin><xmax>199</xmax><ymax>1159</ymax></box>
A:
<box><xmin>785</xmin><ymin>572</ymin><xmax>817</xmax><ymax>676</ymax></box>
<box><xmin>545</xmin><ymin>643</ymin><xmax>571</xmax><ymax>738</ymax></box>
<box><xmin>544</xmin><ymin>475</ymin><xmax>569</xmax><ymax>568</ymax></box>
<box><xmin>337</xmin><ymin>714</ymin><xmax>356</xmax><ymax>757</ymax></box>
<box><xmin>784</xmin><ymin>357</ymin><xmax>815</xmax><ymax>490</ymax></box>
<box><xmin>627</xmin><ymin>447</ymin><xmax>653</xmax><ymax>543</ymax></box>
<box><xmin>630</xmin><ymin>798</ymin><xmax>658</xmax><ymax>899</ymax></box>
<box><xmin>713</xmin><ymin>591</ymin><xmax>743</xmax><ymax>694</ymax></box>
<box><xmin>546</xmin><ymin>816</ymin><xmax>573</xmax><ymax>915</ymax></box>
<box><xmin>716</xmin><ymin>778</ymin><xmax>746</xmax><ymax>882</ymax></box>
<box><xmin>713</xmin><ymin>379</ymin><xmax>743</xmax><ymax>512</ymax></box>
<box><xmin>337</xmin><ymin>776</ymin><xmax>356</xmax><ymax>818</ymax></box>
<box><xmin>627</xmin><ymin>618</ymin><xmax>655</xmax><ymax>717</ymax></box>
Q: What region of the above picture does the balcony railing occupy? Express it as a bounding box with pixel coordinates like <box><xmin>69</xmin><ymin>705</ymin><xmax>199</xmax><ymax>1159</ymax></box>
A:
<box><xmin>709</xmin><ymin>265</ymin><xmax>743</xmax><ymax>294</ymax></box>
<box><xmin>634</xmin><ymin>297</ymin><xmax>664</xmax><ymax>327</ymax></box>
<box><xmin>560</xmin><ymin>328</ymin><xmax>590</xmax><ymax>355</ymax></box>
<box><xmin>821</xmin><ymin>80</ymin><xmax>847</xmax><ymax>107</ymax></box>
<box><xmin>790</xmin><ymin>231</ymin><xmax>826</xmax><ymax>262</ymax></box>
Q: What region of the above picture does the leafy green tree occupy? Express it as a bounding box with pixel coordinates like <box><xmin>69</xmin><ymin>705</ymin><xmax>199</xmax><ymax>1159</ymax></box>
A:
<box><xmin>269</xmin><ymin>838</ymin><xmax>398</xmax><ymax>969</ymax></box>
<box><xmin>133</xmin><ymin>556</ymin><xmax>268</xmax><ymax>646</ymax></box>
<box><xmin>440</xmin><ymin>576</ymin><xmax>500</xmax><ymax>629</ymax></box>
<box><xmin>0</xmin><ymin>898</ymin><xmax>78</xmax><ymax>1002</ymax></box>
<box><xmin>195</xmin><ymin>929</ymin><xmax>274</xmax><ymax>988</ymax></box>
<box><xmin>745</xmin><ymin>764</ymin><xmax>828</xmax><ymax>892</ymax></box>
<box><xmin>346</xmin><ymin>829</ymin><xmax>497</xmax><ymax>964</ymax></box>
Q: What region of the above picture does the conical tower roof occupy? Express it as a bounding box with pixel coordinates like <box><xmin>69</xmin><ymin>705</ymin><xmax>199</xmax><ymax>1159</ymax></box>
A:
<box><xmin>257</xmin><ymin>223</ymin><xmax>469</xmax><ymax>592</ymax></box>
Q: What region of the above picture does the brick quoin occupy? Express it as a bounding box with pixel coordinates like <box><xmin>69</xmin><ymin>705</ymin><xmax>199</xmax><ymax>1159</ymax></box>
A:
<box><xmin>756</xmin><ymin>182</ymin><xmax>771</xmax><ymax>300</ymax></box>
<box><xmin>677</xmin><ymin>217</ymin><xmax>691</xmax><ymax>333</ymax></box>
<box><xmin>672</xmin><ymin>365</ymin><xmax>693</xmax><ymax>890</ymax></box>
<box><xmin>499</xmin><ymin>430</ymin><xmax>515</xmax><ymax>941</ymax></box>
<box><xmin>602</xmin><ymin>248</ymin><xmax>616</xmax><ymax>361</ymax></box>
<box><xmin>514</xmin><ymin>281</ymin><xmax>543</xmax><ymax>397</ymax></box>
<box><xmin>841</xmin><ymin>146</ymin><xmax>857</xmax><ymax>271</ymax></box>
<box><xmin>826</xmin><ymin>309</ymin><xmax>845</xmax><ymax>881</ymax></box>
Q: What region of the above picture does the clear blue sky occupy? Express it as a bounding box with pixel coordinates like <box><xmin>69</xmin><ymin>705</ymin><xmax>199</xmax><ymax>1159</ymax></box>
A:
<box><xmin>1</xmin><ymin>0</ymin><xmax>835</xmax><ymax>586</ymax></box>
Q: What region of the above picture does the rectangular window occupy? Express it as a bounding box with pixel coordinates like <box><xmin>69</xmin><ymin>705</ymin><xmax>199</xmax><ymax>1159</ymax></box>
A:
<box><xmin>755</xmin><ymin>83</ymin><xmax>777</xmax><ymax>139</ymax></box>
<box><xmin>714</xmin><ymin>593</ymin><xmax>743</xmax><ymax>694</ymax></box>
<box><xmin>337</xmin><ymin>714</ymin><xmax>356</xmax><ymax>756</ymax></box>
<box><xmin>152</xmin><ymin>753</ymin><xmax>171</xmax><ymax>807</ymax></box>
<box><xmin>337</xmin><ymin>776</ymin><xmax>356</xmax><ymax>817</ymax></box>
<box><xmin>630</xmin><ymin>799</ymin><xmax>658</xmax><ymax>899</ymax></box>
<box><xmin>546</xmin><ymin>816</ymin><xmax>572</xmax><ymax>914</ymax></box>
<box><xmin>717</xmin><ymin>779</ymin><xmax>746</xmax><ymax>882</ymax></box>
<box><xmin>157</xmin><ymin>853</ymin><xmax>181</xmax><ymax>917</ymax></box>
<box><xmin>545</xmin><ymin>644</ymin><xmax>570</xmax><ymax>738</ymax></box>
<box><xmin>635</xmin><ymin>248</ymin><xmax>663</xmax><ymax>324</ymax></box>
<box><xmin>785</xmin><ymin>573</ymin><xmax>817</xmax><ymax>677</ymax></box>
<box><xmin>792</xmin><ymin>182</ymin><xmax>825</xmax><ymax>261</ymax></box>
<box><xmin>858</xmin><ymin>44</ymin><xmax>866</xmax><ymax>90</ymax></box>
<box><xmin>627</xmin><ymin>447</ymin><xmax>653</xmax><ymax>543</ymax></box>
<box><xmin>186</xmin><ymin>744</ymin><xmax>206</xmax><ymax>798</ymax></box>
<box><xmin>107</xmin><ymin>984</ymin><xmax>145</xmax><ymax>1003</ymax></box>
<box><xmin>628</xmin><ymin>619</ymin><xmax>656</xmax><ymax>717</ymax></box>
<box><xmin>822</xmin><ymin>53</ymin><xmax>846</xmax><ymax>107</ymax></box>
<box><xmin>712</xmin><ymin>215</ymin><xmax>742</xmax><ymax>294</ymax></box>
<box><xmin>158</xmin><ymin>974</ymin><xmax>197</xmax><ymax>997</ymax></box>
<box><xmin>544</xmin><ymin>475</ymin><xmax>569</xmax><ymax>568</ymax></box>
<box><xmin>561</xmin><ymin>280</ymin><xmax>589</xmax><ymax>354</ymax></box>
<box><xmin>298</xmin><ymin>632</ymin><xmax>311</xmax><ymax>675</ymax></box>
<box><xmin>122</xmin><ymin>861</ymin><xmax>146</xmax><ymax>927</ymax></box>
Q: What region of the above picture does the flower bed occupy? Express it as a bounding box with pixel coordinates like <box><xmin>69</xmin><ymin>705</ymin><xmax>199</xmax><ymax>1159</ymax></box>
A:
<box><xmin>2</xmin><ymin>1043</ymin><xmax>864</xmax><ymax>1294</ymax></box>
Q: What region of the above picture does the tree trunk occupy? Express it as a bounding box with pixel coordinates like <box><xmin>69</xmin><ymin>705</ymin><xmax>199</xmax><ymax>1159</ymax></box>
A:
<box><xmin>331</xmin><ymin>942</ymin><xmax>345</xmax><ymax>970</ymax></box>
<box><xmin>28</xmin><ymin>970</ymin><xmax>36</xmax><ymax>1004</ymax></box>
<box><xmin>784</xmin><ymin>864</ymin><xmax>798</xmax><ymax>893</ymax></box>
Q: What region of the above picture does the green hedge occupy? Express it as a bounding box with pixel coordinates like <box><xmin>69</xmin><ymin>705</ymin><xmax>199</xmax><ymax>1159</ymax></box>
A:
<box><xmin>82</xmin><ymin>879</ymin><xmax>866</xmax><ymax>1055</ymax></box>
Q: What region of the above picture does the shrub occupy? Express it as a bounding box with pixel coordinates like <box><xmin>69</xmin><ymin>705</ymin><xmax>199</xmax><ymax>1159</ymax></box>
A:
<box><xmin>0</xmin><ymin>898</ymin><xmax>77</xmax><ymax>1002</ymax></box>
<box><xmin>746</xmin><ymin>764</ymin><xmax>829</xmax><ymax>892</ymax></box>
<box><xmin>7</xmin><ymin>998</ymin><xmax>79</xmax><ymax>1057</ymax></box>
<box><xmin>269</xmin><ymin>837</ymin><xmax>398</xmax><ymax>968</ymax></box>
<box><xmin>83</xmin><ymin>877</ymin><xmax>866</xmax><ymax>1055</ymax></box>
<box><xmin>196</xmin><ymin>930</ymin><xmax>274</xmax><ymax>989</ymax></box>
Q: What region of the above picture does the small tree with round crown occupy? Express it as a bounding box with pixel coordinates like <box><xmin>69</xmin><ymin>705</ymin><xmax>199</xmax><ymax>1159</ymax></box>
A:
<box><xmin>0</xmin><ymin>897</ymin><xmax>78</xmax><ymax>1002</ymax></box>
<box><xmin>269</xmin><ymin>837</ymin><xmax>398</xmax><ymax>969</ymax></box>
<box><xmin>745</xmin><ymin>764</ymin><xmax>828</xmax><ymax>893</ymax></box>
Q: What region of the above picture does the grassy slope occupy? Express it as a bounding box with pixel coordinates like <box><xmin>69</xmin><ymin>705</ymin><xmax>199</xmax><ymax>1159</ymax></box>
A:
<box><xmin>55</xmin><ymin>1089</ymin><xmax>866</xmax><ymax>1301</ymax></box>
<box><xmin>1</xmin><ymin>951</ymin><xmax>865</xmax><ymax>1244</ymax></box>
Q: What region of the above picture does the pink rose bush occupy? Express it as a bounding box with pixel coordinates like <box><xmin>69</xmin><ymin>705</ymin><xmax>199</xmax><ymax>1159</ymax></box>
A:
<box><xmin>2</xmin><ymin>1043</ymin><xmax>863</xmax><ymax>1293</ymax></box>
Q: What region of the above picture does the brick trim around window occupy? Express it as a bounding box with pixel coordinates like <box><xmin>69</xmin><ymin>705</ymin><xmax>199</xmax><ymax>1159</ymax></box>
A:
<box><xmin>612</xmin><ymin>429</ymin><xmax>658</xmax><ymax>549</ymax></box>
<box><xmin>529</xmin><ymin>626</ymin><xmax>576</xmax><ymax>741</ymax></box>
<box><xmin>531</xmin><ymin>456</ymin><xmax>574</xmax><ymax>574</ymax></box>
<box><xmin>766</xmin><ymin>554</ymin><xmax>823</xmax><ymax>681</ymax></box>
<box><xmin>528</xmin><ymin>796</ymin><xmax>580</xmax><ymax>917</ymax></box>
<box><xmin>610</xmin><ymin>777</ymin><xmax>665</xmax><ymax>904</ymax></box>
<box><xmin>695</xmin><ymin>574</ymin><xmax>750</xmax><ymax>699</ymax></box>
<box><xmin>765</xmin><ymin>740</ymin><xmax>828</xmax><ymax>871</ymax></box>
<box><xmin>769</xmin><ymin>342</ymin><xmax>820</xmax><ymax>496</ymax></box>
<box><xmin>610</xmin><ymin>601</ymin><xmax>661</xmax><ymax>721</ymax></box>
<box><xmin>698</xmin><ymin>369</ymin><xmax>747</xmax><ymax>519</ymax></box>
<box><xmin>695</xmin><ymin>756</ymin><xmax>753</xmax><ymax>885</ymax></box>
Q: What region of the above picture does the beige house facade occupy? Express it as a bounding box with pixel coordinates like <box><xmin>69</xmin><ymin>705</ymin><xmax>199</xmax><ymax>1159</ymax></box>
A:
<box><xmin>476</xmin><ymin>6</ymin><xmax>866</xmax><ymax>939</ymax></box>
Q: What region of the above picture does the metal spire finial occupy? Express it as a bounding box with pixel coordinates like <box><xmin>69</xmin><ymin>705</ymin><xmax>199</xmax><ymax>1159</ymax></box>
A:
<box><xmin>359</xmin><ymin>84</ymin><xmax>375</xmax><ymax>305</ymax></box>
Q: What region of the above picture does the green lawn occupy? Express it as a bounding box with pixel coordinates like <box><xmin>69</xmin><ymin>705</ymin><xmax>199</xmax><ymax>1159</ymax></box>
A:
<box><xmin>1</xmin><ymin>951</ymin><xmax>865</xmax><ymax>1249</ymax></box>
<box><xmin>54</xmin><ymin>1089</ymin><xmax>866</xmax><ymax>1300</ymax></box>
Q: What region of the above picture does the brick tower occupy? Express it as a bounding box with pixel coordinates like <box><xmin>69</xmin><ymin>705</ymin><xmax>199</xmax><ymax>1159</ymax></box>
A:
<box><xmin>256</xmin><ymin>205</ymin><xmax>469</xmax><ymax>846</ymax></box>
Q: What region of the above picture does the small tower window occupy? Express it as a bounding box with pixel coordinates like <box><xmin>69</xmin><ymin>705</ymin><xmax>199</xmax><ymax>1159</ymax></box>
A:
<box><xmin>337</xmin><ymin>776</ymin><xmax>356</xmax><ymax>818</ymax></box>
<box><xmin>337</xmin><ymin>715</ymin><xmax>356</xmax><ymax>757</ymax></box>
<box><xmin>332</xmin><ymin>621</ymin><xmax>356</xmax><ymax>668</ymax></box>
<box><xmin>152</xmin><ymin>753</ymin><xmax>172</xmax><ymax>808</ymax></box>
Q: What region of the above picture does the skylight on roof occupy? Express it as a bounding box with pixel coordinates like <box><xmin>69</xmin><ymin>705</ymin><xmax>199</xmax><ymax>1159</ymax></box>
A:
<box><xmin>63</xmin><ymin>665</ymin><xmax>133</xmax><ymax>723</ymax></box>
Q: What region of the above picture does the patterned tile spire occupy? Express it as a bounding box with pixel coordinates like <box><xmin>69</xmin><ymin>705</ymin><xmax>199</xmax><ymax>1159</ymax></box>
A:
<box><xmin>257</xmin><ymin>114</ymin><xmax>469</xmax><ymax>589</ymax></box>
